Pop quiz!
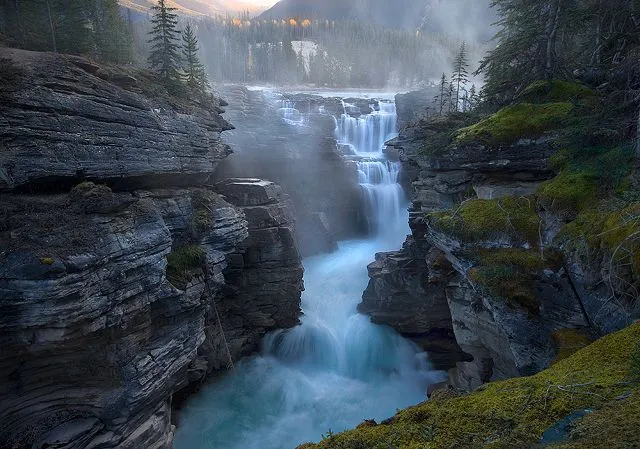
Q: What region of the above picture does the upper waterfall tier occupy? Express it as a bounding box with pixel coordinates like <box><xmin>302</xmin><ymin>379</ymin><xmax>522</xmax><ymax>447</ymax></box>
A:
<box><xmin>336</xmin><ymin>101</ymin><xmax>398</xmax><ymax>156</ymax></box>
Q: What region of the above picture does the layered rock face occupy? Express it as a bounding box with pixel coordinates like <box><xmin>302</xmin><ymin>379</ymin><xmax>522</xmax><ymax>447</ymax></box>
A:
<box><xmin>360</xmin><ymin>91</ymin><xmax>635</xmax><ymax>390</ymax></box>
<box><xmin>0</xmin><ymin>49</ymin><xmax>303</xmax><ymax>449</ymax></box>
<box><xmin>215</xmin><ymin>86</ymin><xmax>365</xmax><ymax>256</ymax></box>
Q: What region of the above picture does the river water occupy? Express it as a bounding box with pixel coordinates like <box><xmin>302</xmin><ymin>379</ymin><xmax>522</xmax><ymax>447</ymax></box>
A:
<box><xmin>174</xmin><ymin>95</ymin><xmax>444</xmax><ymax>449</ymax></box>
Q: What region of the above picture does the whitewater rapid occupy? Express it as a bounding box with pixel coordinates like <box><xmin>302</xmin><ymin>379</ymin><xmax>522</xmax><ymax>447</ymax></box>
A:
<box><xmin>174</xmin><ymin>97</ymin><xmax>444</xmax><ymax>449</ymax></box>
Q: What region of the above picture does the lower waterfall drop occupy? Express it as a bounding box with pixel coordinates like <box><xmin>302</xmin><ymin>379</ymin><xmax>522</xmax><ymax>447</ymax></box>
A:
<box><xmin>174</xmin><ymin>96</ymin><xmax>444</xmax><ymax>449</ymax></box>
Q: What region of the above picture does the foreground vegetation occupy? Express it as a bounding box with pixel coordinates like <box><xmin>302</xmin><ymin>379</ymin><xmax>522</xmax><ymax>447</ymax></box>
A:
<box><xmin>298</xmin><ymin>323</ymin><xmax>640</xmax><ymax>449</ymax></box>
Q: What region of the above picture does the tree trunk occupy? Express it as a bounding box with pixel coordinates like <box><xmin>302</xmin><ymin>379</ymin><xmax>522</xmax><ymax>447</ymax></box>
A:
<box><xmin>545</xmin><ymin>0</ymin><xmax>562</xmax><ymax>80</ymax></box>
<box><xmin>45</xmin><ymin>0</ymin><xmax>57</xmax><ymax>53</ymax></box>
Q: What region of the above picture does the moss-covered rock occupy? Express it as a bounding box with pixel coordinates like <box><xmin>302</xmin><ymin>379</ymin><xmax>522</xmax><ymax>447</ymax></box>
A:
<box><xmin>468</xmin><ymin>248</ymin><xmax>547</xmax><ymax>315</ymax></box>
<box><xmin>297</xmin><ymin>323</ymin><xmax>640</xmax><ymax>449</ymax></box>
<box><xmin>166</xmin><ymin>245</ymin><xmax>205</xmax><ymax>290</ymax></box>
<box><xmin>429</xmin><ymin>197</ymin><xmax>540</xmax><ymax>246</ymax></box>
<box><xmin>559</xmin><ymin>203</ymin><xmax>640</xmax><ymax>281</ymax></box>
<box><xmin>519</xmin><ymin>80</ymin><xmax>594</xmax><ymax>104</ymax></box>
<box><xmin>537</xmin><ymin>171</ymin><xmax>599</xmax><ymax>218</ymax></box>
<box><xmin>413</xmin><ymin>112</ymin><xmax>481</xmax><ymax>156</ymax></box>
<box><xmin>455</xmin><ymin>102</ymin><xmax>574</xmax><ymax>146</ymax></box>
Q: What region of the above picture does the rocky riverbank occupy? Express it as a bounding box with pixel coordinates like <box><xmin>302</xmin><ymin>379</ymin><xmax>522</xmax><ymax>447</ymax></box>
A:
<box><xmin>0</xmin><ymin>49</ymin><xmax>303</xmax><ymax>449</ymax></box>
<box><xmin>360</xmin><ymin>86</ymin><xmax>639</xmax><ymax>390</ymax></box>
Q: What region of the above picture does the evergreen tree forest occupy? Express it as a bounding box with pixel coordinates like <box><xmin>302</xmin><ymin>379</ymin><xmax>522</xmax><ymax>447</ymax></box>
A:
<box><xmin>479</xmin><ymin>0</ymin><xmax>640</xmax><ymax>109</ymax></box>
<box><xmin>0</xmin><ymin>0</ymin><xmax>133</xmax><ymax>63</ymax></box>
<box><xmin>129</xmin><ymin>14</ymin><xmax>484</xmax><ymax>89</ymax></box>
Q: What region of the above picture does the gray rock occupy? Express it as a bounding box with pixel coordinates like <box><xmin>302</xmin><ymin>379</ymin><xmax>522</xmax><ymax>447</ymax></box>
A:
<box><xmin>0</xmin><ymin>48</ymin><xmax>232</xmax><ymax>192</ymax></box>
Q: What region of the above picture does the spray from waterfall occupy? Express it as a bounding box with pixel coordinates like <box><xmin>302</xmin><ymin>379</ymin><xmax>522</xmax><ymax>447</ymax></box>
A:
<box><xmin>173</xmin><ymin>93</ymin><xmax>444</xmax><ymax>449</ymax></box>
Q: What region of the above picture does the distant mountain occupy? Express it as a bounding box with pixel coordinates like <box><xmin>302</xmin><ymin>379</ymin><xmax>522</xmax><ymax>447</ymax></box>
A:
<box><xmin>259</xmin><ymin>0</ymin><xmax>495</xmax><ymax>41</ymax></box>
<box><xmin>119</xmin><ymin>0</ymin><xmax>268</xmax><ymax>16</ymax></box>
<box><xmin>259</xmin><ymin>0</ymin><xmax>426</xmax><ymax>29</ymax></box>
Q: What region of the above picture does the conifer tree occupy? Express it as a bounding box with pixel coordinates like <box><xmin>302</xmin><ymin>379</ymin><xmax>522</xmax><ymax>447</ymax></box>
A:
<box><xmin>447</xmin><ymin>82</ymin><xmax>456</xmax><ymax>114</ymax></box>
<box><xmin>182</xmin><ymin>23</ymin><xmax>208</xmax><ymax>90</ymax></box>
<box><xmin>451</xmin><ymin>41</ymin><xmax>469</xmax><ymax>112</ymax></box>
<box><xmin>434</xmin><ymin>72</ymin><xmax>448</xmax><ymax>115</ymax></box>
<box><xmin>148</xmin><ymin>0</ymin><xmax>181</xmax><ymax>84</ymax></box>
<box><xmin>468</xmin><ymin>84</ymin><xmax>477</xmax><ymax>111</ymax></box>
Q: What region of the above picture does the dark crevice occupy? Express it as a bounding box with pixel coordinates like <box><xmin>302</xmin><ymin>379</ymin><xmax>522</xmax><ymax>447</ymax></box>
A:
<box><xmin>563</xmin><ymin>263</ymin><xmax>593</xmax><ymax>328</ymax></box>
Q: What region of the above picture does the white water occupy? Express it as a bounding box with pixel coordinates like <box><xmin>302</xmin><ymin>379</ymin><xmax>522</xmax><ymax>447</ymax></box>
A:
<box><xmin>174</xmin><ymin>98</ymin><xmax>444</xmax><ymax>449</ymax></box>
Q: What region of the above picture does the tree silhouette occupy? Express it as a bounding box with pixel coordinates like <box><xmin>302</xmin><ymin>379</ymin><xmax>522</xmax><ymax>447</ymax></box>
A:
<box><xmin>182</xmin><ymin>23</ymin><xmax>208</xmax><ymax>90</ymax></box>
<box><xmin>148</xmin><ymin>0</ymin><xmax>181</xmax><ymax>84</ymax></box>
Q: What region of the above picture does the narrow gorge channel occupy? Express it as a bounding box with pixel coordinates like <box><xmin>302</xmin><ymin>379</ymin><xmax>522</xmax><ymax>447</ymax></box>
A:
<box><xmin>174</xmin><ymin>94</ymin><xmax>445</xmax><ymax>449</ymax></box>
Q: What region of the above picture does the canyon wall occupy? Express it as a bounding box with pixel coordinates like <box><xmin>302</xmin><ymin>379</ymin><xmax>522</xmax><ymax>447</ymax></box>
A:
<box><xmin>360</xmin><ymin>91</ymin><xmax>638</xmax><ymax>390</ymax></box>
<box><xmin>0</xmin><ymin>49</ymin><xmax>303</xmax><ymax>449</ymax></box>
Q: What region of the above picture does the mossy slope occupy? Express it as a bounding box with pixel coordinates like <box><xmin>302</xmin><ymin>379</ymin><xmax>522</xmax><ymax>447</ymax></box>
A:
<box><xmin>455</xmin><ymin>102</ymin><xmax>574</xmax><ymax>146</ymax></box>
<box><xmin>298</xmin><ymin>323</ymin><xmax>640</xmax><ymax>449</ymax></box>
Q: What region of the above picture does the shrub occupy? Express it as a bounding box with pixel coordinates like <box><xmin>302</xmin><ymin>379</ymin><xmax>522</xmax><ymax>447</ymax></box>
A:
<box><xmin>166</xmin><ymin>245</ymin><xmax>205</xmax><ymax>289</ymax></box>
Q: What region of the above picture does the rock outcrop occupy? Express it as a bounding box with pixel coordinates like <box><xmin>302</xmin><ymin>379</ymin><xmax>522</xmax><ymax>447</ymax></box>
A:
<box><xmin>360</xmin><ymin>91</ymin><xmax>636</xmax><ymax>390</ymax></box>
<box><xmin>0</xmin><ymin>49</ymin><xmax>303</xmax><ymax>449</ymax></box>
<box><xmin>214</xmin><ymin>86</ymin><xmax>366</xmax><ymax>256</ymax></box>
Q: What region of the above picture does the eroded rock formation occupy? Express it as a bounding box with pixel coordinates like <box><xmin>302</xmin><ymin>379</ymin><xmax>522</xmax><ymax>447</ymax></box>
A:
<box><xmin>214</xmin><ymin>86</ymin><xmax>366</xmax><ymax>256</ymax></box>
<box><xmin>360</xmin><ymin>91</ymin><xmax>636</xmax><ymax>390</ymax></box>
<box><xmin>0</xmin><ymin>49</ymin><xmax>303</xmax><ymax>449</ymax></box>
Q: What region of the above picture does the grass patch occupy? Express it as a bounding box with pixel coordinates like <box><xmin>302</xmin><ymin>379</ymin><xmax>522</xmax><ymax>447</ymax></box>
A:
<box><xmin>429</xmin><ymin>197</ymin><xmax>540</xmax><ymax>245</ymax></box>
<box><xmin>455</xmin><ymin>102</ymin><xmax>574</xmax><ymax>146</ymax></box>
<box><xmin>297</xmin><ymin>323</ymin><xmax>640</xmax><ymax>449</ymax></box>
<box><xmin>166</xmin><ymin>245</ymin><xmax>205</xmax><ymax>290</ymax></box>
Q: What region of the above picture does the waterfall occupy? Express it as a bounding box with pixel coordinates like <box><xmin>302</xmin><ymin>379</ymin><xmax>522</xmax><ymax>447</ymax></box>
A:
<box><xmin>337</xmin><ymin>100</ymin><xmax>405</xmax><ymax>238</ymax></box>
<box><xmin>174</xmin><ymin>94</ymin><xmax>444</xmax><ymax>449</ymax></box>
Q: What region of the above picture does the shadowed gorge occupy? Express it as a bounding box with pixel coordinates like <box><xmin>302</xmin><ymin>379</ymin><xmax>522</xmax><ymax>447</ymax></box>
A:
<box><xmin>0</xmin><ymin>0</ymin><xmax>639</xmax><ymax>448</ymax></box>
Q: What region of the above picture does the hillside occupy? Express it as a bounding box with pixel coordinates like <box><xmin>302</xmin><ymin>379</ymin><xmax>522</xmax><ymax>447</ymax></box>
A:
<box><xmin>260</xmin><ymin>0</ymin><xmax>495</xmax><ymax>40</ymax></box>
<box><xmin>119</xmin><ymin>0</ymin><xmax>270</xmax><ymax>15</ymax></box>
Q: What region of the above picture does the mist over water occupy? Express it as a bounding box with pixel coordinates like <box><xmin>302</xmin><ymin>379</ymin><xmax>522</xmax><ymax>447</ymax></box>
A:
<box><xmin>174</xmin><ymin>94</ymin><xmax>445</xmax><ymax>449</ymax></box>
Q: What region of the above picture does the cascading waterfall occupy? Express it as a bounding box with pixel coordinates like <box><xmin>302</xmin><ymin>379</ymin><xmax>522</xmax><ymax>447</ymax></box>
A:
<box><xmin>174</xmin><ymin>95</ymin><xmax>444</xmax><ymax>449</ymax></box>
<box><xmin>337</xmin><ymin>100</ymin><xmax>405</xmax><ymax>237</ymax></box>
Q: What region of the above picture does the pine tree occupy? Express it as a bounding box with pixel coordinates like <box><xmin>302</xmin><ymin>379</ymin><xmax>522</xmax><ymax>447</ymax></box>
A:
<box><xmin>148</xmin><ymin>0</ymin><xmax>181</xmax><ymax>84</ymax></box>
<box><xmin>468</xmin><ymin>84</ymin><xmax>477</xmax><ymax>111</ymax></box>
<box><xmin>91</xmin><ymin>0</ymin><xmax>133</xmax><ymax>63</ymax></box>
<box><xmin>434</xmin><ymin>72</ymin><xmax>448</xmax><ymax>115</ymax></box>
<box><xmin>447</xmin><ymin>82</ymin><xmax>456</xmax><ymax>114</ymax></box>
<box><xmin>182</xmin><ymin>23</ymin><xmax>208</xmax><ymax>90</ymax></box>
<box><xmin>451</xmin><ymin>41</ymin><xmax>469</xmax><ymax>112</ymax></box>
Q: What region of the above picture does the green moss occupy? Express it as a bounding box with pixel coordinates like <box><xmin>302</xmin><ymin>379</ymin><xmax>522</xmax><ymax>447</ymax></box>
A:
<box><xmin>551</xmin><ymin>329</ymin><xmax>593</xmax><ymax>363</ymax></box>
<box><xmin>40</xmin><ymin>257</ymin><xmax>54</xmax><ymax>265</ymax></box>
<box><xmin>468</xmin><ymin>248</ymin><xmax>547</xmax><ymax>315</ymax></box>
<box><xmin>455</xmin><ymin>102</ymin><xmax>574</xmax><ymax>146</ymax></box>
<box><xmin>519</xmin><ymin>80</ymin><xmax>594</xmax><ymax>103</ymax></box>
<box><xmin>297</xmin><ymin>323</ymin><xmax>640</xmax><ymax>449</ymax></box>
<box><xmin>537</xmin><ymin>171</ymin><xmax>599</xmax><ymax>217</ymax></box>
<box><xmin>559</xmin><ymin>203</ymin><xmax>640</xmax><ymax>282</ymax></box>
<box><xmin>629</xmin><ymin>343</ymin><xmax>640</xmax><ymax>384</ymax></box>
<box><xmin>414</xmin><ymin>113</ymin><xmax>482</xmax><ymax>156</ymax></box>
<box><xmin>166</xmin><ymin>245</ymin><xmax>205</xmax><ymax>290</ymax></box>
<box><xmin>548</xmin><ymin>392</ymin><xmax>640</xmax><ymax>449</ymax></box>
<box><xmin>429</xmin><ymin>197</ymin><xmax>540</xmax><ymax>245</ymax></box>
<box><xmin>192</xmin><ymin>208</ymin><xmax>213</xmax><ymax>232</ymax></box>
